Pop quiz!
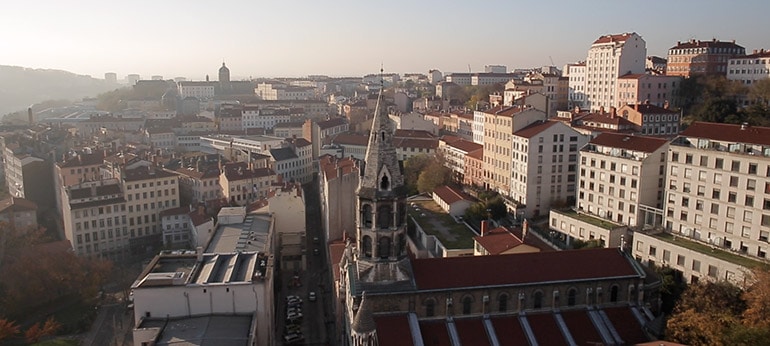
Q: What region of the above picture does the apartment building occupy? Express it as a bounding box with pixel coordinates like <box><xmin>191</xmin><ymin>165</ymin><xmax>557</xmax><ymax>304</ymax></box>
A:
<box><xmin>665</xmin><ymin>122</ymin><xmax>770</xmax><ymax>263</ymax></box>
<box><xmin>510</xmin><ymin>120</ymin><xmax>588</xmax><ymax>218</ymax></box>
<box><xmin>122</xmin><ymin>164</ymin><xmax>180</xmax><ymax>256</ymax></box>
<box><xmin>585</xmin><ymin>33</ymin><xmax>646</xmax><ymax>111</ymax></box>
<box><xmin>727</xmin><ymin>49</ymin><xmax>770</xmax><ymax>85</ymax></box>
<box><xmin>172</xmin><ymin>166</ymin><xmax>221</xmax><ymax>205</ymax></box>
<box><xmin>0</xmin><ymin>197</ymin><xmax>37</xmax><ymax>230</ymax></box>
<box><xmin>62</xmin><ymin>179</ymin><xmax>128</xmax><ymax>259</ymax></box>
<box><xmin>617</xmin><ymin>103</ymin><xmax>681</xmax><ymax>137</ymax></box>
<box><xmin>440</xmin><ymin>138</ymin><xmax>482</xmax><ymax>184</ymax></box>
<box><xmin>270</xmin><ymin>137</ymin><xmax>313</xmax><ymax>183</ymax></box>
<box><xmin>616</xmin><ymin>74</ymin><xmax>681</xmax><ymax>109</ymax></box>
<box><xmin>463</xmin><ymin>146</ymin><xmax>484</xmax><ymax>188</ymax></box>
<box><xmin>302</xmin><ymin>117</ymin><xmax>349</xmax><ymax>159</ymax></box>
<box><xmin>550</xmin><ymin>133</ymin><xmax>668</xmax><ymax>248</ymax></box>
<box><xmin>219</xmin><ymin>162</ymin><xmax>278</xmax><ymax>206</ymax></box>
<box><xmin>177</xmin><ymin>81</ymin><xmax>217</xmax><ymax>99</ymax></box>
<box><xmin>666</xmin><ymin>39</ymin><xmax>745</xmax><ymax>77</ymax></box>
<box><xmin>242</xmin><ymin>106</ymin><xmax>292</xmax><ymax>131</ymax></box>
<box><xmin>481</xmin><ymin>105</ymin><xmax>546</xmax><ymax>195</ymax></box>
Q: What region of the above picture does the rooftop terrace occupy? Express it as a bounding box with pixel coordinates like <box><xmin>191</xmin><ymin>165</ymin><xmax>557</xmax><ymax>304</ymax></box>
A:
<box><xmin>409</xmin><ymin>200</ymin><xmax>476</xmax><ymax>249</ymax></box>
<box><xmin>653</xmin><ymin>232</ymin><xmax>770</xmax><ymax>270</ymax></box>
<box><xmin>553</xmin><ymin>209</ymin><xmax>622</xmax><ymax>230</ymax></box>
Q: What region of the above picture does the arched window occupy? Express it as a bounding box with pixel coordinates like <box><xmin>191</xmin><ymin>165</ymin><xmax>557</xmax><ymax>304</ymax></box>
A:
<box><xmin>378</xmin><ymin>236</ymin><xmax>391</xmax><ymax>259</ymax></box>
<box><xmin>362</xmin><ymin>235</ymin><xmax>372</xmax><ymax>258</ymax></box>
<box><xmin>462</xmin><ymin>296</ymin><xmax>472</xmax><ymax>315</ymax></box>
<box><xmin>396</xmin><ymin>233</ymin><xmax>405</xmax><ymax>257</ymax></box>
<box><xmin>498</xmin><ymin>294</ymin><xmax>509</xmax><ymax>312</ymax></box>
<box><xmin>425</xmin><ymin>299</ymin><xmax>435</xmax><ymax>317</ymax></box>
<box><xmin>361</xmin><ymin>204</ymin><xmax>372</xmax><ymax>228</ymax></box>
<box><xmin>380</xmin><ymin>175</ymin><xmax>389</xmax><ymax>190</ymax></box>
<box><xmin>610</xmin><ymin>285</ymin><xmax>619</xmax><ymax>303</ymax></box>
<box><xmin>533</xmin><ymin>291</ymin><xmax>543</xmax><ymax>309</ymax></box>
<box><xmin>378</xmin><ymin>205</ymin><xmax>392</xmax><ymax>229</ymax></box>
<box><xmin>567</xmin><ymin>288</ymin><xmax>577</xmax><ymax>306</ymax></box>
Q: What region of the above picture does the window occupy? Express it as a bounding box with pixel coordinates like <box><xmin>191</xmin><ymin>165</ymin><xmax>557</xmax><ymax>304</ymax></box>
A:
<box><xmin>462</xmin><ymin>296</ymin><xmax>472</xmax><ymax>315</ymax></box>
<box><xmin>731</xmin><ymin>160</ymin><xmax>741</xmax><ymax>172</ymax></box>
<box><xmin>498</xmin><ymin>294</ymin><xmax>508</xmax><ymax>312</ymax></box>
<box><xmin>676</xmin><ymin>255</ymin><xmax>685</xmax><ymax>266</ymax></box>
<box><xmin>425</xmin><ymin>299</ymin><xmax>435</xmax><ymax>317</ymax></box>
<box><xmin>649</xmin><ymin>246</ymin><xmax>657</xmax><ymax>256</ymax></box>
<box><xmin>567</xmin><ymin>288</ymin><xmax>577</xmax><ymax>306</ymax></box>
<box><xmin>610</xmin><ymin>285</ymin><xmax>619</xmax><ymax>302</ymax></box>
<box><xmin>533</xmin><ymin>291</ymin><xmax>543</xmax><ymax>309</ymax></box>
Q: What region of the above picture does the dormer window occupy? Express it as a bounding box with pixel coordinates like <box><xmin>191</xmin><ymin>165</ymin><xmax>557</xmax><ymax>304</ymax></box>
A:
<box><xmin>380</xmin><ymin>176</ymin><xmax>389</xmax><ymax>190</ymax></box>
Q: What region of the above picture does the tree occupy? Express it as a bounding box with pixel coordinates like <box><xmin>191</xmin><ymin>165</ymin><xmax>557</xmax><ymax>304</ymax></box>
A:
<box><xmin>416</xmin><ymin>160</ymin><xmax>451</xmax><ymax>194</ymax></box>
<box><xmin>403</xmin><ymin>154</ymin><xmax>434</xmax><ymax>195</ymax></box>
<box><xmin>741</xmin><ymin>268</ymin><xmax>770</xmax><ymax>329</ymax></box>
<box><xmin>23</xmin><ymin>317</ymin><xmax>60</xmax><ymax>344</ymax></box>
<box><xmin>571</xmin><ymin>239</ymin><xmax>603</xmax><ymax>249</ymax></box>
<box><xmin>666</xmin><ymin>281</ymin><xmax>745</xmax><ymax>346</ymax></box>
<box><xmin>0</xmin><ymin>318</ymin><xmax>20</xmax><ymax>341</ymax></box>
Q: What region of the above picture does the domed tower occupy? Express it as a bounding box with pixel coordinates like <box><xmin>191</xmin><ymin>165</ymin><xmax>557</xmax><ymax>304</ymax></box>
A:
<box><xmin>354</xmin><ymin>88</ymin><xmax>411</xmax><ymax>280</ymax></box>
<box><xmin>351</xmin><ymin>292</ymin><xmax>378</xmax><ymax>346</ymax></box>
<box><xmin>218</xmin><ymin>62</ymin><xmax>230</xmax><ymax>84</ymax></box>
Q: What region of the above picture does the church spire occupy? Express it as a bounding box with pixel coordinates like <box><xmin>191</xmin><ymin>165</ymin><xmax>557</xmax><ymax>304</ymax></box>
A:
<box><xmin>357</xmin><ymin>86</ymin><xmax>404</xmax><ymax>199</ymax></box>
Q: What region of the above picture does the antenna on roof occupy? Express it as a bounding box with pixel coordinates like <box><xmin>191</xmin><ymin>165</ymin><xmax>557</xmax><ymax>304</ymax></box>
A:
<box><xmin>380</xmin><ymin>63</ymin><xmax>384</xmax><ymax>87</ymax></box>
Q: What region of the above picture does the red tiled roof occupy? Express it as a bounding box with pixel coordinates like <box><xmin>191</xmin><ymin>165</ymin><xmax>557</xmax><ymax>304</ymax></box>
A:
<box><xmin>329</xmin><ymin>241</ymin><xmax>346</xmax><ymax>282</ymax></box>
<box><xmin>447</xmin><ymin>139</ymin><xmax>482</xmax><ymax>153</ymax></box>
<box><xmin>286</xmin><ymin>137</ymin><xmax>311</xmax><ymax>147</ymax></box>
<box><xmin>603</xmin><ymin>307</ymin><xmax>648</xmax><ymax>344</ymax></box>
<box><xmin>680</xmin><ymin>121</ymin><xmax>770</xmax><ymax>146</ymax></box>
<box><xmin>467</xmin><ymin>148</ymin><xmax>483</xmax><ymax>160</ymax></box>
<box><xmin>440</xmin><ymin>135</ymin><xmax>463</xmax><ymax>144</ymax></box>
<box><xmin>317</xmin><ymin>117</ymin><xmax>348</xmax><ymax>130</ymax></box>
<box><xmin>473</xmin><ymin>227</ymin><xmax>524</xmax><ymax>255</ymax></box>
<box><xmin>481</xmin><ymin>105</ymin><xmax>529</xmax><ymax>117</ymax></box>
<box><xmin>526</xmin><ymin>312</ymin><xmax>567</xmax><ymax>345</ymax></box>
<box><xmin>560</xmin><ymin>309</ymin><xmax>604</xmax><ymax>346</ymax></box>
<box><xmin>739</xmin><ymin>49</ymin><xmax>770</xmax><ymax>59</ymax></box>
<box><xmin>593</xmin><ymin>33</ymin><xmax>636</xmax><ymax>44</ymax></box>
<box><xmin>514</xmin><ymin>120</ymin><xmax>560</xmax><ymax>139</ymax></box>
<box><xmin>189</xmin><ymin>208</ymin><xmax>212</xmax><ymax>226</ymax></box>
<box><xmin>621</xmin><ymin>104</ymin><xmax>677</xmax><ymax>115</ymax></box>
<box><xmin>123</xmin><ymin>165</ymin><xmax>178</xmax><ymax>182</ymax></box>
<box><xmin>433</xmin><ymin>185</ymin><xmax>474</xmax><ymax>205</ymax></box>
<box><xmin>411</xmin><ymin>248</ymin><xmax>640</xmax><ymax>290</ymax></box>
<box><xmin>394</xmin><ymin>129</ymin><xmax>436</xmax><ymax>139</ymax></box>
<box><xmin>579</xmin><ymin>112</ymin><xmax>636</xmax><ymax>127</ymax></box>
<box><xmin>59</xmin><ymin>152</ymin><xmax>106</xmax><ymax>168</ymax></box>
<box><xmin>332</xmin><ymin>133</ymin><xmax>369</xmax><ymax>146</ymax></box>
<box><xmin>589</xmin><ymin>133</ymin><xmax>668</xmax><ymax>153</ymax></box>
<box><xmin>374</xmin><ymin>314</ymin><xmax>413</xmax><ymax>346</ymax></box>
<box><xmin>454</xmin><ymin>318</ymin><xmax>489</xmax><ymax>346</ymax></box>
<box><xmin>419</xmin><ymin>320</ymin><xmax>451</xmax><ymax>346</ymax></box>
<box><xmin>617</xmin><ymin>74</ymin><xmax>646</xmax><ymax>79</ymax></box>
<box><xmin>394</xmin><ymin>138</ymin><xmax>438</xmax><ymax>150</ymax></box>
<box><xmin>491</xmin><ymin>316</ymin><xmax>530</xmax><ymax>345</ymax></box>
<box><xmin>160</xmin><ymin>206</ymin><xmax>190</xmax><ymax>217</ymax></box>
<box><xmin>222</xmin><ymin>163</ymin><xmax>276</xmax><ymax>181</ymax></box>
<box><xmin>0</xmin><ymin>197</ymin><xmax>37</xmax><ymax>214</ymax></box>
<box><xmin>319</xmin><ymin>155</ymin><xmax>357</xmax><ymax>180</ymax></box>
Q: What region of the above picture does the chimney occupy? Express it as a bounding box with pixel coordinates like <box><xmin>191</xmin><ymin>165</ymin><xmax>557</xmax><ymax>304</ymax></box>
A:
<box><xmin>27</xmin><ymin>107</ymin><xmax>34</xmax><ymax>126</ymax></box>
<box><xmin>599</xmin><ymin>106</ymin><xmax>605</xmax><ymax>115</ymax></box>
<box><xmin>198</xmin><ymin>205</ymin><xmax>205</xmax><ymax>215</ymax></box>
<box><xmin>480</xmin><ymin>220</ymin><xmax>489</xmax><ymax>236</ymax></box>
<box><xmin>753</xmin><ymin>49</ymin><xmax>758</xmax><ymax>54</ymax></box>
<box><xmin>634</xmin><ymin>102</ymin><xmax>639</xmax><ymax>112</ymax></box>
<box><xmin>663</xmin><ymin>100</ymin><xmax>670</xmax><ymax>110</ymax></box>
<box><xmin>296</xmin><ymin>184</ymin><xmax>302</xmax><ymax>198</ymax></box>
<box><xmin>610</xmin><ymin>107</ymin><xmax>617</xmax><ymax>118</ymax></box>
<box><xmin>644</xmin><ymin>99</ymin><xmax>650</xmax><ymax>105</ymax></box>
<box><xmin>522</xmin><ymin>219</ymin><xmax>529</xmax><ymax>239</ymax></box>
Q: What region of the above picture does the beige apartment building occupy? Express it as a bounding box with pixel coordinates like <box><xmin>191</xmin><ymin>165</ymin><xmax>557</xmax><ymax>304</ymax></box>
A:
<box><xmin>481</xmin><ymin>105</ymin><xmax>546</xmax><ymax>195</ymax></box>
<box><xmin>122</xmin><ymin>164</ymin><xmax>180</xmax><ymax>256</ymax></box>
<box><xmin>584</xmin><ymin>33</ymin><xmax>646</xmax><ymax>111</ymax></box>
<box><xmin>62</xmin><ymin>179</ymin><xmax>128</xmax><ymax>259</ymax></box>
<box><xmin>616</xmin><ymin>74</ymin><xmax>681</xmax><ymax>109</ymax></box>
<box><xmin>665</xmin><ymin>122</ymin><xmax>770</xmax><ymax>263</ymax></box>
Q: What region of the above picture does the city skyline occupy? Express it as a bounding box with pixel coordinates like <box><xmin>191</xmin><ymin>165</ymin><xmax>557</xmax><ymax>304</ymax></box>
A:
<box><xmin>2</xmin><ymin>0</ymin><xmax>769</xmax><ymax>80</ymax></box>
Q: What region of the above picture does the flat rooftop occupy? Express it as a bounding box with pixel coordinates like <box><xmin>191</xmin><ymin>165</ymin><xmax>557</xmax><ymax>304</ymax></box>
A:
<box><xmin>652</xmin><ymin>232</ymin><xmax>770</xmax><ymax>269</ymax></box>
<box><xmin>552</xmin><ymin>209</ymin><xmax>621</xmax><ymax>230</ymax></box>
<box><xmin>133</xmin><ymin>251</ymin><xmax>267</xmax><ymax>288</ymax></box>
<box><xmin>207</xmin><ymin>213</ymin><xmax>271</xmax><ymax>253</ymax></box>
<box><xmin>137</xmin><ymin>314</ymin><xmax>254</xmax><ymax>346</ymax></box>
<box><xmin>409</xmin><ymin>200</ymin><xmax>476</xmax><ymax>249</ymax></box>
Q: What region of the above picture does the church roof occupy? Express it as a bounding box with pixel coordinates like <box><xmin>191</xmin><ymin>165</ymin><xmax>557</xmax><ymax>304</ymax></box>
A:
<box><xmin>352</xmin><ymin>292</ymin><xmax>377</xmax><ymax>334</ymax></box>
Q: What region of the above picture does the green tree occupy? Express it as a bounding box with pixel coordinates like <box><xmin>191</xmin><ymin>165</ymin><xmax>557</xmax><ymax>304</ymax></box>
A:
<box><xmin>666</xmin><ymin>281</ymin><xmax>745</xmax><ymax>346</ymax></box>
<box><xmin>571</xmin><ymin>239</ymin><xmax>603</xmax><ymax>249</ymax></box>
<box><xmin>403</xmin><ymin>154</ymin><xmax>434</xmax><ymax>195</ymax></box>
<box><xmin>416</xmin><ymin>160</ymin><xmax>451</xmax><ymax>194</ymax></box>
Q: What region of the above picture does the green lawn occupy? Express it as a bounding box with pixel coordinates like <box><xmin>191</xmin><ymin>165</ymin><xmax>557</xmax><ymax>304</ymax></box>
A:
<box><xmin>409</xmin><ymin>200</ymin><xmax>476</xmax><ymax>249</ymax></box>
<box><xmin>553</xmin><ymin>209</ymin><xmax>620</xmax><ymax>230</ymax></box>
<box><xmin>656</xmin><ymin>232</ymin><xmax>770</xmax><ymax>269</ymax></box>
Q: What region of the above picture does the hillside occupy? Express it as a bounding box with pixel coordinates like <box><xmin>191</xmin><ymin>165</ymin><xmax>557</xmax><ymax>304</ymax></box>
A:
<box><xmin>0</xmin><ymin>65</ymin><xmax>117</xmax><ymax>117</ymax></box>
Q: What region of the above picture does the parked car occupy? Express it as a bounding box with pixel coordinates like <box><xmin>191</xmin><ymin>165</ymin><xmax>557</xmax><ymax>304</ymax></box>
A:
<box><xmin>313</xmin><ymin>248</ymin><xmax>320</xmax><ymax>256</ymax></box>
<box><xmin>283</xmin><ymin>333</ymin><xmax>304</xmax><ymax>344</ymax></box>
<box><xmin>309</xmin><ymin>291</ymin><xmax>317</xmax><ymax>302</ymax></box>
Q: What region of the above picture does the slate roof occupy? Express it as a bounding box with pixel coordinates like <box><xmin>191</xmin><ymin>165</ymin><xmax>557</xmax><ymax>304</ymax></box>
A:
<box><xmin>270</xmin><ymin>147</ymin><xmax>298</xmax><ymax>161</ymax></box>
<box><xmin>514</xmin><ymin>120</ymin><xmax>560</xmax><ymax>139</ymax></box>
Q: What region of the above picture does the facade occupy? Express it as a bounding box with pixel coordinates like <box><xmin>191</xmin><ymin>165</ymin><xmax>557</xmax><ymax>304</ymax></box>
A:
<box><xmin>431</xmin><ymin>185</ymin><xmax>474</xmax><ymax>217</ymax></box>
<box><xmin>74</xmin><ymin>115</ymin><xmax>145</xmax><ymax>137</ymax></box>
<box><xmin>122</xmin><ymin>164</ymin><xmax>181</xmax><ymax>256</ymax></box>
<box><xmin>666</xmin><ymin>39</ymin><xmax>746</xmax><ymax>77</ymax></box>
<box><xmin>0</xmin><ymin>197</ymin><xmax>37</xmax><ymax>230</ymax></box>
<box><xmin>665</xmin><ymin>122</ymin><xmax>770</xmax><ymax>263</ymax></box>
<box><xmin>727</xmin><ymin>49</ymin><xmax>770</xmax><ymax>85</ymax></box>
<box><xmin>242</xmin><ymin>106</ymin><xmax>292</xmax><ymax>131</ymax></box>
<box><xmin>463</xmin><ymin>146</ymin><xmax>484</xmax><ymax>188</ymax></box>
<box><xmin>257</xmin><ymin>185</ymin><xmax>307</xmax><ymax>272</ymax></box>
<box><xmin>62</xmin><ymin>179</ymin><xmax>129</xmax><ymax>259</ymax></box>
<box><xmin>481</xmin><ymin>105</ymin><xmax>547</xmax><ymax>196</ymax></box>
<box><xmin>616</xmin><ymin>74</ymin><xmax>681</xmax><ymax>109</ymax></box>
<box><xmin>440</xmin><ymin>138</ymin><xmax>482</xmax><ymax>183</ymax></box>
<box><xmin>617</xmin><ymin>103</ymin><xmax>681</xmax><ymax>137</ymax></box>
<box><xmin>319</xmin><ymin>155</ymin><xmax>359</xmax><ymax>242</ymax></box>
<box><xmin>388</xmin><ymin>112</ymin><xmax>438</xmax><ymax>136</ymax></box>
<box><xmin>585</xmin><ymin>33</ymin><xmax>646</xmax><ymax>110</ymax></box>
<box><xmin>510</xmin><ymin>120</ymin><xmax>588</xmax><ymax>218</ymax></box>
<box><xmin>4</xmin><ymin>149</ymin><xmax>44</xmax><ymax>199</ymax></box>
<box><xmin>177</xmin><ymin>81</ymin><xmax>217</xmax><ymax>99</ymax></box>
<box><xmin>172</xmin><ymin>165</ymin><xmax>221</xmax><ymax>205</ymax></box>
<box><xmin>302</xmin><ymin>117</ymin><xmax>349</xmax><ymax>159</ymax></box>
<box><xmin>219</xmin><ymin>162</ymin><xmax>277</xmax><ymax>206</ymax></box>
<box><xmin>269</xmin><ymin>137</ymin><xmax>313</xmax><ymax>183</ymax></box>
<box><xmin>273</xmin><ymin>121</ymin><xmax>305</xmax><ymax>139</ymax></box>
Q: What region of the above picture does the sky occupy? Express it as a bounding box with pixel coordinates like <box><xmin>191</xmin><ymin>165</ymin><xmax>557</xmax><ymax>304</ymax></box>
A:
<box><xmin>1</xmin><ymin>0</ymin><xmax>768</xmax><ymax>81</ymax></box>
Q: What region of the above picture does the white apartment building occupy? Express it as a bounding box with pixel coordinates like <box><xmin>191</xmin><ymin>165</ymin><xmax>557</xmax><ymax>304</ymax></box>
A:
<box><xmin>200</xmin><ymin>135</ymin><xmax>284</xmax><ymax>156</ymax></box>
<box><xmin>472</xmin><ymin>110</ymin><xmax>485</xmax><ymax>144</ymax></box>
<box><xmin>579</xmin><ymin>133</ymin><xmax>668</xmax><ymax>226</ymax></box>
<box><xmin>510</xmin><ymin>121</ymin><xmax>588</xmax><ymax>218</ymax></box>
<box><xmin>665</xmin><ymin>122</ymin><xmax>770</xmax><ymax>263</ymax></box>
<box><xmin>549</xmin><ymin>133</ymin><xmax>668</xmax><ymax>248</ymax></box>
<box><xmin>219</xmin><ymin>162</ymin><xmax>277</xmax><ymax>206</ymax></box>
<box><xmin>4</xmin><ymin>150</ymin><xmax>44</xmax><ymax>199</ymax></box>
<box><xmin>172</xmin><ymin>166</ymin><xmax>221</xmax><ymax>205</ymax></box>
<box><xmin>62</xmin><ymin>179</ymin><xmax>128</xmax><ymax>259</ymax></box>
<box><xmin>727</xmin><ymin>49</ymin><xmax>770</xmax><ymax>85</ymax></box>
<box><xmin>585</xmin><ymin>33</ymin><xmax>646</xmax><ymax>111</ymax></box>
<box><xmin>177</xmin><ymin>81</ymin><xmax>217</xmax><ymax>99</ymax></box>
<box><xmin>242</xmin><ymin>106</ymin><xmax>292</xmax><ymax>131</ymax></box>
<box><xmin>159</xmin><ymin>205</ymin><xmax>214</xmax><ymax>248</ymax></box>
<box><xmin>269</xmin><ymin>137</ymin><xmax>313</xmax><ymax>183</ymax></box>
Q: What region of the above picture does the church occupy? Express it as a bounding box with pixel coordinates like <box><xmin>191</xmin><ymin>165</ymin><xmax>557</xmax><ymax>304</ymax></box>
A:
<box><xmin>336</xmin><ymin>89</ymin><xmax>661</xmax><ymax>345</ymax></box>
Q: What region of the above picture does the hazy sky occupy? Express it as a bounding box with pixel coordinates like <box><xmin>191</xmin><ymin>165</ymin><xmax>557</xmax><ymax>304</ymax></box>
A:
<box><xmin>1</xmin><ymin>0</ymin><xmax>768</xmax><ymax>80</ymax></box>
